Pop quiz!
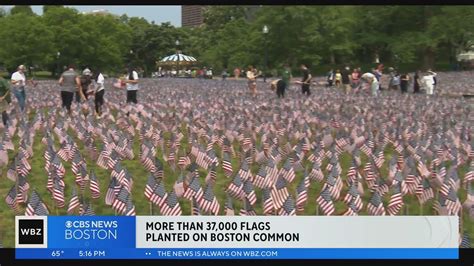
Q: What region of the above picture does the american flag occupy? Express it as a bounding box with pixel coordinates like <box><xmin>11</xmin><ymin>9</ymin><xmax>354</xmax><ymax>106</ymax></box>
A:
<box><xmin>309</xmin><ymin>160</ymin><xmax>324</xmax><ymax>182</ymax></box>
<box><xmin>445</xmin><ymin>187</ymin><xmax>461</xmax><ymax>215</ymax></box>
<box><xmin>183</xmin><ymin>176</ymin><xmax>204</xmax><ymax>202</ymax></box>
<box><xmin>238</xmin><ymin>160</ymin><xmax>252</xmax><ymax>182</ymax></box>
<box><xmin>280</xmin><ymin>158</ymin><xmax>296</xmax><ymax>183</ymax></box>
<box><xmin>226</xmin><ymin>173</ymin><xmax>244</xmax><ymax>199</ymax></box>
<box><xmin>367</xmin><ymin>191</ymin><xmax>386</xmax><ymax>216</ymax></box>
<box><xmin>240</xmin><ymin>198</ymin><xmax>256</xmax><ymax>216</ymax></box>
<box><xmin>296</xmin><ymin>177</ymin><xmax>308</xmax><ymax>212</ymax></box>
<box><xmin>17</xmin><ymin>175</ymin><xmax>30</xmax><ymax>203</ymax></box>
<box><xmin>161</xmin><ymin>191</ymin><xmax>182</xmax><ymax>216</ymax></box>
<box><xmin>192</xmin><ymin>197</ymin><xmax>201</xmax><ymax>216</ymax></box>
<box><xmin>271</xmin><ymin>175</ymin><xmax>289</xmax><ymax>210</ymax></box>
<box><xmin>5</xmin><ymin>185</ymin><xmax>20</xmax><ymax>212</ymax></box>
<box><xmin>25</xmin><ymin>190</ymin><xmax>49</xmax><ymax>216</ymax></box>
<box><xmin>224</xmin><ymin>194</ymin><xmax>234</xmax><ymax>216</ymax></box>
<box><xmin>242</xmin><ymin>179</ymin><xmax>257</xmax><ymax>206</ymax></box>
<box><xmin>279</xmin><ymin>195</ymin><xmax>296</xmax><ymax>216</ymax></box>
<box><xmin>222</xmin><ymin>152</ymin><xmax>233</xmax><ymax>177</ymax></box>
<box><xmin>82</xmin><ymin>201</ymin><xmax>96</xmax><ymax>216</ymax></box>
<box><xmin>105</xmin><ymin>177</ymin><xmax>119</xmax><ymax>205</ymax></box>
<box><xmin>52</xmin><ymin>178</ymin><xmax>65</xmax><ymax>208</ymax></box>
<box><xmin>89</xmin><ymin>170</ymin><xmax>101</xmax><ymax>199</ymax></box>
<box><xmin>125</xmin><ymin>196</ymin><xmax>136</xmax><ymax>216</ymax></box>
<box><xmin>262</xmin><ymin>187</ymin><xmax>273</xmax><ymax>215</ymax></box>
<box><xmin>460</xmin><ymin>231</ymin><xmax>471</xmax><ymax>248</ymax></box>
<box><xmin>253</xmin><ymin>164</ymin><xmax>269</xmax><ymax>189</ymax></box>
<box><xmin>316</xmin><ymin>187</ymin><xmax>335</xmax><ymax>216</ymax></box>
<box><xmin>112</xmin><ymin>187</ymin><xmax>130</xmax><ymax>214</ymax></box>
<box><xmin>387</xmin><ymin>182</ymin><xmax>404</xmax><ymax>215</ymax></box>
<box><xmin>323</xmin><ymin>167</ymin><xmax>343</xmax><ymax>199</ymax></box>
<box><xmin>415</xmin><ymin>178</ymin><xmax>434</xmax><ymax>204</ymax></box>
<box><xmin>150</xmin><ymin>180</ymin><xmax>168</xmax><ymax>208</ymax></box>
<box><xmin>67</xmin><ymin>186</ymin><xmax>80</xmax><ymax>214</ymax></box>
<box><xmin>464</xmin><ymin>161</ymin><xmax>474</xmax><ymax>185</ymax></box>
<box><xmin>343</xmin><ymin>181</ymin><xmax>363</xmax><ymax>212</ymax></box>
<box><xmin>144</xmin><ymin>175</ymin><xmax>157</xmax><ymax>200</ymax></box>
<box><xmin>205</xmin><ymin>163</ymin><xmax>217</xmax><ymax>185</ymax></box>
<box><xmin>199</xmin><ymin>185</ymin><xmax>220</xmax><ymax>215</ymax></box>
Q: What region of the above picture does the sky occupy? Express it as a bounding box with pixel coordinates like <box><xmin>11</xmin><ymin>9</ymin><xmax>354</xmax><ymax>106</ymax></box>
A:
<box><xmin>2</xmin><ymin>5</ymin><xmax>182</xmax><ymax>27</ymax></box>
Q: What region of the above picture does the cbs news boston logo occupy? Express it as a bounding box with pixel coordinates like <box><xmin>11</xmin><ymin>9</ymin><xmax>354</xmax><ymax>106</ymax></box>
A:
<box><xmin>15</xmin><ymin>216</ymin><xmax>48</xmax><ymax>248</ymax></box>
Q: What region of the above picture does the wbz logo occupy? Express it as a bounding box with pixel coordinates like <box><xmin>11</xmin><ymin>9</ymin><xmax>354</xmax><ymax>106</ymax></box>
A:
<box><xmin>16</xmin><ymin>216</ymin><xmax>48</xmax><ymax>248</ymax></box>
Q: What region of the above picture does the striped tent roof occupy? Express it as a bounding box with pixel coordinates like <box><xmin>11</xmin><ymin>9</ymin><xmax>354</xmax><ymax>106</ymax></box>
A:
<box><xmin>159</xmin><ymin>53</ymin><xmax>198</xmax><ymax>64</ymax></box>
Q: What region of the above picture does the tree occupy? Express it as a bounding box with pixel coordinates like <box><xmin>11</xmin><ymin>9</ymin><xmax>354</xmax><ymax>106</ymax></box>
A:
<box><xmin>43</xmin><ymin>5</ymin><xmax>64</xmax><ymax>14</ymax></box>
<box><xmin>0</xmin><ymin>13</ymin><xmax>54</xmax><ymax>72</ymax></box>
<box><xmin>10</xmin><ymin>6</ymin><xmax>34</xmax><ymax>16</ymax></box>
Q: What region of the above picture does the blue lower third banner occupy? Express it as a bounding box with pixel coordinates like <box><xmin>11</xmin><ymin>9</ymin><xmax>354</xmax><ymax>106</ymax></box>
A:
<box><xmin>15</xmin><ymin>216</ymin><xmax>459</xmax><ymax>259</ymax></box>
<box><xmin>15</xmin><ymin>248</ymin><xmax>458</xmax><ymax>259</ymax></box>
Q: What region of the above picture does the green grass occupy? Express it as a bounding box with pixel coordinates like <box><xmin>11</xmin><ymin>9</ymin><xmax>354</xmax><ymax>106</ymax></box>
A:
<box><xmin>0</xmin><ymin>110</ymin><xmax>472</xmax><ymax>248</ymax></box>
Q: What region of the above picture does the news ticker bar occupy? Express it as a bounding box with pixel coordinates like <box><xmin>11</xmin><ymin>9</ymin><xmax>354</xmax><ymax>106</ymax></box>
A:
<box><xmin>15</xmin><ymin>248</ymin><xmax>458</xmax><ymax>259</ymax></box>
<box><xmin>15</xmin><ymin>216</ymin><xmax>459</xmax><ymax>259</ymax></box>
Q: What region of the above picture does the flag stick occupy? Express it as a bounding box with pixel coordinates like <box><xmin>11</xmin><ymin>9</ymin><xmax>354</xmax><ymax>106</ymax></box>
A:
<box><xmin>419</xmin><ymin>200</ymin><xmax>423</xmax><ymax>215</ymax></box>
<box><xmin>316</xmin><ymin>205</ymin><xmax>320</xmax><ymax>216</ymax></box>
<box><xmin>149</xmin><ymin>201</ymin><xmax>153</xmax><ymax>215</ymax></box>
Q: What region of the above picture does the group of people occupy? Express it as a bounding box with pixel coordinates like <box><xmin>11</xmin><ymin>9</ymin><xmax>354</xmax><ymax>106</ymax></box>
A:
<box><xmin>0</xmin><ymin>63</ymin><xmax>141</xmax><ymax>127</ymax></box>
<box><xmin>58</xmin><ymin>65</ymin><xmax>142</xmax><ymax>116</ymax></box>
<box><xmin>326</xmin><ymin>65</ymin><xmax>438</xmax><ymax>96</ymax></box>
<box><xmin>58</xmin><ymin>65</ymin><xmax>106</xmax><ymax>116</ymax></box>
<box><xmin>254</xmin><ymin>64</ymin><xmax>313</xmax><ymax>98</ymax></box>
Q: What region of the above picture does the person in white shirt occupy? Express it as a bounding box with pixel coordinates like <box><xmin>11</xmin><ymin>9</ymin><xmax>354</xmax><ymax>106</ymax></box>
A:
<box><xmin>93</xmin><ymin>70</ymin><xmax>105</xmax><ymax>117</ymax></box>
<box><xmin>125</xmin><ymin>66</ymin><xmax>139</xmax><ymax>104</ymax></box>
<box><xmin>10</xmin><ymin>65</ymin><xmax>28</xmax><ymax>112</ymax></box>
<box><xmin>424</xmin><ymin>70</ymin><xmax>437</xmax><ymax>95</ymax></box>
<box><xmin>361</xmin><ymin>72</ymin><xmax>379</xmax><ymax>97</ymax></box>
<box><xmin>246</xmin><ymin>65</ymin><xmax>257</xmax><ymax>97</ymax></box>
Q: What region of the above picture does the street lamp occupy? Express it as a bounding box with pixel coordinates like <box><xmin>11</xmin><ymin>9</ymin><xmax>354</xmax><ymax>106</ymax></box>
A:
<box><xmin>56</xmin><ymin>51</ymin><xmax>61</xmax><ymax>77</ymax></box>
<box><xmin>262</xmin><ymin>25</ymin><xmax>269</xmax><ymax>83</ymax></box>
<box><xmin>175</xmin><ymin>40</ymin><xmax>180</xmax><ymax>77</ymax></box>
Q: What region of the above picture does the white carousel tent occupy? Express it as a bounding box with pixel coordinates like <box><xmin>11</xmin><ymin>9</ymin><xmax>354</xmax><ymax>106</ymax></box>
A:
<box><xmin>158</xmin><ymin>53</ymin><xmax>198</xmax><ymax>65</ymax></box>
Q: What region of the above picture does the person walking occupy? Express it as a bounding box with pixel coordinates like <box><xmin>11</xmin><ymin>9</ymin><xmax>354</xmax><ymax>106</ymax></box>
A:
<box><xmin>400</xmin><ymin>73</ymin><xmax>410</xmax><ymax>93</ymax></box>
<box><xmin>0</xmin><ymin>75</ymin><xmax>11</xmax><ymax>127</ymax></box>
<box><xmin>428</xmin><ymin>69</ymin><xmax>437</xmax><ymax>93</ymax></box>
<box><xmin>221</xmin><ymin>68</ymin><xmax>228</xmax><ymax>81</ymax></box>
<box><xmin>93</xmin><ymin>70</ymin><xmax>105</xmax><ymax>117</ymax></box>
<box><xmin>10</xmin><ymin>65</ymin><xmax>28</xmax><ymax>113</ymax></box>
<box><xmin>59</xmin><ymin>65</ymin><xmax>82</xmax><ymax>114</ymax></box>
<box><xmin>299</xmin><ymin>64</ymin><xmax>312</xmax><ymax>96</ymax></box>
<box><xmin>424</xmin><ymin>70</ymin><xmax>436</xmax><ymax>95</ymax></box>
<box><xmin>389</xmin><ymin>71</ymin><xmax>401</xmax><ymax>91</ymax></box>
<box><xmin>342</xmin><ymin>66</ymin><xmax>351</xmax><ymax>94</ymax></box>
<box><xmin>351</xmin><ymin>68</ymin><xmax>360</xmax><ymax>90</ymax></box>
<box><xmin>125</xmin><ymin>66</ymin><xmax>139</xmax><ymax>104</ymax></box>
<box><xmin>326</xmin><ymin>69</ymin><xmax>335</xmax><ymax>87</ymax></box>
<box><xmin>334</xmin><ymin>69</ymin><xmax>342</xmax><ymax>88</ymax></box>
<box><xmin>234</xmin><ymin>67</ymin><xmax>241</xmax><ymax>79</ymax></box>
<box><xmin>246</xmin><ymin>65</ymin><xmax>257</xmax><ymax>97</ymax></box>
<box><xmin>413</xmin><ymin>70</ymin><xmax>421</xmax><ymax>93</ymax></box>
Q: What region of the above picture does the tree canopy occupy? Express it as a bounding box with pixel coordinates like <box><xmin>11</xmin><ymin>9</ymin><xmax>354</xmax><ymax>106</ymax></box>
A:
<box><xmin>0</xmin><ymin>5</ymin><xmax>472</xmax><ymax>76</ymax></box>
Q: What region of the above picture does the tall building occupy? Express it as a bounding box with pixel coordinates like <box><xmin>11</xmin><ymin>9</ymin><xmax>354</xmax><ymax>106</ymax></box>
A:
<box><xmin>181</xmin><ymin>6</ymin><xmax>205</xmax><ymax>27</ymax></box>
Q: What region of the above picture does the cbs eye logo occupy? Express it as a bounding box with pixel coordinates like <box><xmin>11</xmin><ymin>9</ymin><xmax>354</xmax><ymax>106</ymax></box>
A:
<box><xmin>16</xmin><ymin>216</ymin><xmax>48</xmax><ymax>248</ymax></box>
